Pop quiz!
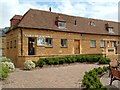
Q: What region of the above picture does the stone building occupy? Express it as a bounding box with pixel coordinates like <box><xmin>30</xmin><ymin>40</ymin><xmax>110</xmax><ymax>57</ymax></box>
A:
<box><xmin>0</xmin><ymin>27</ymin><xmax>9</xmax><ymax>56</ymax></box>
<box><xmin>6</xmin><ymin>9</ymin><xmax>120</xmax><ymax>67</ymax></box>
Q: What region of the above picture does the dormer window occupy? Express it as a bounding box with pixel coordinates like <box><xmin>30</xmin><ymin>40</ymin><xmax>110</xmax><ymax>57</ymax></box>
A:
<box><xmin>55</xmin><ymin>16</ymin><xmax>66</xmax><ymax>29</ymax></box>
<box><xmin>108</xmin><ymin>27</ymin><xmax>114</xmax><ymax>33</ymax></box>
<box><xmin>105</xmin><ymin>23</ymin><xmax>114</xmax><ymax>33</ymax></box>
<box><xmin>89</xmin><ymin>21</ymin><xmax>96</xmax><ymax>26</ymax></box>
<box><xmin>58</xmin><ymin>22</ymin><xmax>66</xmax><ymax>28</ymax></box>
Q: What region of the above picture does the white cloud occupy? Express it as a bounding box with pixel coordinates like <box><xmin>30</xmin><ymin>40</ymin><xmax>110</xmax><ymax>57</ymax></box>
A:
<box><xmin>0</xmin><ymin>0</ymin><xmax>119</xmax><ymax>28</ymax></box>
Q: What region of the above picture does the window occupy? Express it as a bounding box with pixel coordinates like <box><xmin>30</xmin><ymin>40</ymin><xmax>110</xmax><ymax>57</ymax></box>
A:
<box><xmin>10</xmin><ymin>41</ymin><xmax>12</xmax><ymax>48</ymax></box>
<box><xmin>14</xmin><ymin>40</ymin><xmax>16</xmax><ymax>48</ymax></box>
<box><xmin>90</xmin><ymin>40</ymin><xmax>96</xmax><ymax>48</ymax></box>
<box><xmin>58</xmin><ymin>22</ymin><xmax>66</xmax><ymax>28</ymax></box>
<box><xmin>37</xmin><ymin>37</ymin><xmax>45</xmax><ymax>46</ymax></box>
<box><xmin>45</xmin><ymin>38</ymin><xmax>53</xmax><ymax>47</ymax></box>
<box><xmin>89</xmin><ymin>21</ymin><xmax>96</xmax><ymax>26</ymax></box>
<box><xmin>100</xmin><ymin>40</ymin><xmax>105</xmax><ymax>48</ymax></box>
<box><xmin>108</xmin><ymin>28</ymin><xmax>114</xmax><ymax>33</ymax></box>
<box><xmin>107</xmin><ymin>41</ymin><xmax>110</xmax><ymax>47</ymax></box>
<box><xmin>61</xmin><ymin>39</ymin><xmax>67</xmax><ymax>47</ymax></box>
<box><xmin>7</xmin><ymin>42</ymin><xmax>9</xmax><ymax>49</ymax></box>
<box><xmin>2</xmin><ymin>38</ymin><xmax>4</xmax><ymax>43</ymax></box>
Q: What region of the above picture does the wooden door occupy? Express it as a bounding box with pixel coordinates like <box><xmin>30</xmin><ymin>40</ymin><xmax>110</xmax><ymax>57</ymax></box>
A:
<box><xmin>74</xmin><ymin>40</ymin><xmax>80</xmax><ymax>54</ymax></box>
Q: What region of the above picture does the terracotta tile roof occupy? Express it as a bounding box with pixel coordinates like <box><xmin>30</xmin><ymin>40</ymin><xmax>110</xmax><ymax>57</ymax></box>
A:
<box><xmin>17</xmin><ymin>9</ymin><xmax>119</xmax><ymax>35</ymax></box>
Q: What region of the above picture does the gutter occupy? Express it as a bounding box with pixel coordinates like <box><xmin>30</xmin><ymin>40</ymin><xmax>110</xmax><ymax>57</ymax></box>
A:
<box><xmin>20</xmin><ymin>28</ymin><xmax>23</xmax><ymax>56</ymax></box>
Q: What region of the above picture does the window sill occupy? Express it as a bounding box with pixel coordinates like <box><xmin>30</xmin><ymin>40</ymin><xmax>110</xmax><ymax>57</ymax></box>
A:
<box><xmin>61</xmin><ymin>46</ymin><xmax>68</xmax><ymax>48</ymax></box>
<box><xmin>100</xmin><ymin>47</ymin><xmax>104</xmax><ymax>48</ymax></box>
<box><xmin>90</xmin><ymin>47</ymin><xmax>96</xmax><ymax>48</ymax></box>
<box><xmin>45</xmin><ymin>46</ymin><xmax>53</xmax><ymax>48</ymax></box>
<box><xmin>37</xmin><ymin>45</ymin><xmax>45</xmax><ymax>47</ymax></box>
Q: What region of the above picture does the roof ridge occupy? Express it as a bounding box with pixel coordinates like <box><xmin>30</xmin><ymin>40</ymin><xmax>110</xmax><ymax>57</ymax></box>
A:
<box><xmin>29</xmin><ymin>8</ymin><xmax>118</xmax><ymax>23</ymax></box>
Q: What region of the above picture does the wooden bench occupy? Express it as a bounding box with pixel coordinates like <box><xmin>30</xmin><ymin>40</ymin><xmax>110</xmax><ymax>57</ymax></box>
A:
<box><xmin>110</xmin><ymin>67</ymin><xmax>120</xmax><ymax>85</ymax></box>
<box><xmin>109</xmin><ymin>60</ymin><xmax>119</xmax><ymax>77</ymax></box>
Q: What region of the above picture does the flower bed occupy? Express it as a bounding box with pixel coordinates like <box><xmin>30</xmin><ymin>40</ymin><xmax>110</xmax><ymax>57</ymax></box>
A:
<box><xmin>35</xmin><ymin>55</ymin><xmax>110</xmax><ymax>67</ymax></box>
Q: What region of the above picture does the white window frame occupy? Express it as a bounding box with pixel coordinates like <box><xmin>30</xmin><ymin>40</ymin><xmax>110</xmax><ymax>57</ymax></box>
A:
<box><xmin>45</xmin><ymin>38</ymin><xmax>53</xmax><ymax>47</ymax></box>
<box><xmin>61</xmin><ymin>39</ymin><xmax>67</xmax><ymax>47</ymax></box>
<box><xmin>90</xmin><ymin>40</ymin><xmax>96</xmax><ymax>48</ymax></box>
<box><xmin>108</xmin><ymin>28</ymin><xmax>114</xmax><ymax>33</ymax></box>
<box><xmin>37</xmin><ymin>36</ymin><xmax>45</xmax><ymax>46</ymax></box>
<box><xmin>58</xmin><ymin>22</ymin><xmax>66</xmax><ymax>28</ymax></box>
<box><xmin>100</xmin><ymin>40</ymin><xmax>105</xmax><ymax>48</ymax></box>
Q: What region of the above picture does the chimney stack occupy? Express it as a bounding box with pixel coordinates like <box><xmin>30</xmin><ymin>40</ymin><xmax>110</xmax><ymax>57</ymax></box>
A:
<box><xmin>49</xmin><ymin>7</ymin><xmax>51</xmax><ymax>12</ymax></box>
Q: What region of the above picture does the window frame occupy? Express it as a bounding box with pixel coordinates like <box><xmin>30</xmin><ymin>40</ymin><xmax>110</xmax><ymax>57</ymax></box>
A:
<box><xmin>2</xmin><ymin>38</ymin><xmax>4</xmax><ymax>43</ymax></box>
<box><xmin>100</xmin><ymin>40</ymin><xmax>105</xmax><ymax>48</ymax></box>
<box><xmin>108</xmin><ymin>28</ymin><xmax>114</xmax><ymax>33</ymax></box>
<box><xmin>90</xmin><ymin>40</ymin><xmax>96</xmax><ymax>48</ymax></box>
<box><xmin>58</xmin><ymin>22</ymin><xmax>66</xmax><ymax>28</ymax></box>
<box><xmin>61</xmin><ymin>39</ymin><xmax>67</xmax><ymax>48</ymax></box>
<box><xmin>45</xmin><ymin>38</ymin><xmax>53</xmax><ymax>47</ymax></box>
<box><xmin>10</xmin><ymin>41</ymin><xmax>12</xmax><ymax>48</ymax></box>
<box><xmin>14</xmin><ymin>40</ymin><xmax>16</xmax><ymax>48</ymax></box>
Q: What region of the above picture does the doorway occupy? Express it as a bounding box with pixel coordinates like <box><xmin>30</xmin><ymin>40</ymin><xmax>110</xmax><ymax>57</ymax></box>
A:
<box><xmin>28</xmin><ymin>37</ymin><xmax>36</xmax><ymax>55</ymax></box>
<box><xmin>74</xmin><ymin>40</ymin><xmax>80</xmax><ymax>54</ymax></box>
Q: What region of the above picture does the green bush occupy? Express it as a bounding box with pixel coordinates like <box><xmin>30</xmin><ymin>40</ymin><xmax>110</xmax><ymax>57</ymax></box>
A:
<box><xmin>32</xmin><ymin>61</ymin><xmax>38</xmax><ymax>67</ymax></box>
<box><xmin>82</xmin><ymin>66</ymin><xmax>109</xmax><ymax>89</ymax></box>
<box><xmin>53</xmin><ymin>58</ymin><xmax>59</xmax><ymax>65</ymax></box>
<box><xmin>98</xmin><ymin>58</ymin><xmax>111</xmax><ymax>64</ymax></box>
<box><xmin>0</xmin><ymin>62</ymin><xmax>10</xmax><ymax>80</ymax></box>
<box><xmin>36</xmin><ymin>55</ymin><xmax>111</xmax><ymax>67</ymax></box>
<box><xmin>59</xmin><ymin>58</ymin><xmax>65</xmax><ymax>64</ymax></box>
<box><xmin>96</xmin><ymin>67</ymin><xmax>104</xmax><ymax>74</ymax></box>
<box><xmin>38</xmin><ymin>61</ymin><xmax>46</xmax><ymax>67</ymax></box>
<box><xmin>36</xmin><ymin>58</ymin><xmax>47</xmax><ymax>67</ymax></box>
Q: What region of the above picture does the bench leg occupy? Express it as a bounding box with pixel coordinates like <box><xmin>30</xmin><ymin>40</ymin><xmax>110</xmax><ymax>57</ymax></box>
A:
<box><xmin>109</xmin><ymin>70</ymin><xmax>111</xmax><ymax>77</ymax></box>
<box><xmin>110</xmin><ymin>75</ymin><xmax>114</xmax><ymax>86</ymax></box>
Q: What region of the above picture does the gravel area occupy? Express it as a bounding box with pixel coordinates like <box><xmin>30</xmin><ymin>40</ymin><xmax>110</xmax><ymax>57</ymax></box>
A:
<box><xmin>0</xmin><ymin>63</ymin><xmax>110</xmax><ymax>88</ymax></box>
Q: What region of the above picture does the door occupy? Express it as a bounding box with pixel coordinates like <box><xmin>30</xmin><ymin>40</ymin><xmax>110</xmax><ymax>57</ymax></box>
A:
<box><xmin>28</xmin><ymin>37</ymin><xmax>36</xmax><ymax>55</ymax></box>
<box><xmin>74</xmin><ymin>40</ymin><xmax>80</xmax><ymax>54</ymax></box>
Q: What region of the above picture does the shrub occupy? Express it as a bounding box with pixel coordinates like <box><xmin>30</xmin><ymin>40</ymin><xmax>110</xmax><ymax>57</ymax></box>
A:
<box><xmin>96</xmin><ymin>67</ymin><xmax>104</xmax><ymax>74</ymax></box>
<box><xmin>4</xmin><ymin>62</ymin><xmax>15</xmax><ymax>72</ymax></box>
<box><xmin>47</xmin><ymin>58</ymin><xmax>54</xmax><ymax>65</ymax></box>
<box><xmin>36</xmin><ymin>55</ymin><xmax>111</xmax><ymax>67</ymax></box>
<box><xmin>24</xmin><ymin>60</ymin><xmax>35</xmax><ymax>70</ymax></box>
<box><xmin>0</xmin><ymin>62</ymin><xmax>10</xmax><ymax>80</ymax></box>
<box><xmin>67</xmin><ymin>57</ymin><xmax>73</xmax><ymax>63</ymax></box>
<box><xmin>32</xmin><ymin>61</ymin><xmax>38</xmax><ymax>67</ymax></box>
<box><xmin>59</xmin><ymin>58</ymin><xmax>65</xmax><ymax>64</ymax></box>
<box><xmin>98</xmin><ymin>58</ymin><xmax>111</xmax><ymax>64</ymax></box>
<box><xmin>82</xmin><ymin>66</ymin><xmax>109</xmax><ymax>89</ymax></box>
<box><xmin>0</xmin><ymin>57</ymin><xmax>12</xmax><ymax>62</ymax></box>
<box><xmin>38</xmin><ymin>60</ymin><xmax>46</xmax><ymax>67</ymax></box>
<box><xmin>103</xmin><ymin>66</ymin><xmax>109</xmax><ymax>72</ymax></box>
<box><xmin>53</xmin><ymin>58</ymin><xmax>59</xmax><ymax>65</ymax></box>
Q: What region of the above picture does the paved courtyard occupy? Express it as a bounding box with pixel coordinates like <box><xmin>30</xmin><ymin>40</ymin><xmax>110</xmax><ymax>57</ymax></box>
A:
<box><xmin>0</xmin><ymin>63</ymin><xmax>119</xmax><ymax>89</ymax></box>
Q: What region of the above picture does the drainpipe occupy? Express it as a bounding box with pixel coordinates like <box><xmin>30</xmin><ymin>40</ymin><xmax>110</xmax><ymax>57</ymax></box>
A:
<box><xmin>20</xmin><ymin>28</ymin><xmax>23</xmax><ymax>56</ymax></box>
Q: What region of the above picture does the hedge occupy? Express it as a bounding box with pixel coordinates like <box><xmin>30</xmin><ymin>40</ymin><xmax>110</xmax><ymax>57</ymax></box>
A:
<box><xmin>82</xmin><ymin>66</ymin><xmax>109</xmax><ymax>89</ymax></box>
<box><xmin>36</xmin><ymin>55</ymin><xmax>110</xmax><ymax>67</ymax></box>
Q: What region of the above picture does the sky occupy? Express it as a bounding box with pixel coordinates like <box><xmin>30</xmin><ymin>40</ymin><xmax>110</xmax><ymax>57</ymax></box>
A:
<box><xmin>0</xmin><ymin>0</ymin><xmax>120</xmax><ymax>28</ymax></box>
